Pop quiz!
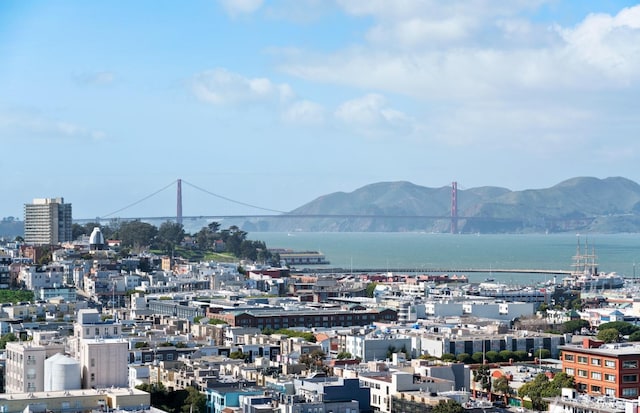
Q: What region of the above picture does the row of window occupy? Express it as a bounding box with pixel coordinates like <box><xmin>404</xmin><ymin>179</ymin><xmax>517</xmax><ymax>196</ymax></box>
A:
<box><xmin>577</xmin><ymin>384</ymin><xmax>639</xmax><ymax>397</ymax></box>
<box><xmin>564</xmin><ymin>353</ymin><xmax>638</xmax><ymax>369</ymax></box>
<box><xmin>566</xmin><ymin>368</ymin><xmax>637</xmax><ymax>382</ymax></box>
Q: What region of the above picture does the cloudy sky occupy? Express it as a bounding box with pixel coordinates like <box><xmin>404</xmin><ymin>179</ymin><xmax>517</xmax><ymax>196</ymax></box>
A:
<box><xmin>1</xmin><ymin>0</ymin><xmax>640</xmax><ymax>220</ymax></box>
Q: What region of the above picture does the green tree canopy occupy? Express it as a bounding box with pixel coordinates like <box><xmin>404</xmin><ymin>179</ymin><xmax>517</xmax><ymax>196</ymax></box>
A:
<box><xmin>473</xmin><ymin>365</ymin><xmax>491</xmax><ymax>393</ymax></box>
<box><xmin>0</xmin><ymin>333</ymin><xmax>18</xmax><ymax>349</ymax></box>
<box><xmin>562</xmin><ymin>319</ymin><xmax>590</xmax><ymax>334</ymax></box>
<box><xmin>456</xmin><ymin>353</ymin><xmax>472</xmax><ymax>364</ymax></box>
<box><xmin>431</xmin><ymin>400</ymin><xmax>464</xmax><ymax>413</ymax></box>
<box><xmin>157</xmin><ymin>221</ymin><xmax>185</xmax><ymax>253</ymax></box>
<box><xmin>493</xmin><ymin>375</ymin><xmax>512</xmax><ymax>402</ymax></box>
<box><xmin>181</xmin><ymin>387</ymin><xmax>206</xmax><ymax>413</ymax></box>
<box><xmin>598</xmin><ymin>321</ymin><xmax>640</xmax><ymax>336</ymax></box>
<box><xmin>597</xmin><ymin>328</ymin><xmax>620</xmax><ymax>343</ymax></box>
<box><xmin>117</xmin><ymin>220</ymin><xmax>158</xmax><ymax>250</ymax></box>
<box><xmin>518</xmin><ymin>372</ymin><xmax>574</xmax><ymax>411</ymax></box>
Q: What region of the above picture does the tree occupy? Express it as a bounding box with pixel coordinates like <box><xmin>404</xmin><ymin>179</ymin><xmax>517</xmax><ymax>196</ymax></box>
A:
<box><xmin>365</xmin><ymin>282</ymin><xmax>378</xmax><ymax>298</ymax></box>
<box><xmin>300</xmin><ymin>349</ymin><xmax>327</xmax><ymax>372</ymax></box>
<box><xmin>157</xmin><ymin>221</ymin><xmax>185</xmax><ymax>254</ymax></box>
<box><xmin>229</xmin><ymin>350</ymin><xmax>245</xmax><ymax>360</ymax></box>
<box><xmin>562</xmin><ymin>319</ymin><xmax>590</xmax><ymax>334</ymax></box>
<box><xmin>518</xmin><ymin>372</ymin><xmax>574</xmax><ymax>411</ymax></box>
<box><xmin>598</xmin><ymin>321</ymin><xmax>640</xmax><ymax>336</ymax></box>
<box><xmin>117</xmin><ymin>220</ymin><xmax>158</xmax><ymax>250</ymax></box>
<box><xmin>473</xmin><ymin>365</ymin><xmax>491</xmax><ymax>395</ymax></box>
<box><xmin>181</xmin><ymin>387</ymin><xmax>206</xmax><ymax>413</ymax></box>
<box><xmin>441</xmin><ymin>353</ymin><xmax>456</xmax><ymax>362</ymax></box>
<box><xmin>337</xmin><ymin>351</ymin><xmax>352</xmax><ymax>360</ymax></box>
<box><xmin>499</xmin><ymin>350</ymin><xmax>515</xmax><ymax>362</ymax></box>
<box><xmin>0</xmin><ymin>333</ymin><xmax>17</xmax><ymax>349</ymax></box>
<box><xmin>456</xmin><ymin>353</ymin><xmax>472</xmax><ymax>364</ymax></box>
<box><xmin>431</xmin><ymin>400</ymin><xmax>464</xmax><ymax>413</ymax></box>
<box><xmin>597</xmin><ymin>328</ymin><xmax>620</xmax><ymax>343</ymax></box>
<box><xmin>485</xmin><ymin>350</ymin><xmax>500</xmax><ymax>363</ymax></box>
<box><xmin>471</xmin><ymin>352</ymin><xmax>484</xmax><ymax>364</ymax></box>
<box><xmin>628</xmin><ymin>331</ymin><xmax>640</xmax><ymax>341</ymax></box>
<box><xmin>493</xmin><ymin>375</ymin><xmax>512</xmax><ymax>403</ymax></box>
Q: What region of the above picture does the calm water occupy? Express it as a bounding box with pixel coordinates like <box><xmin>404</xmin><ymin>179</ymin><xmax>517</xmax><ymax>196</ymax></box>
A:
<box><xmin>251</xmin><ymin>232</ymin><xmax>640</xmax><ymax>284</ymax></box>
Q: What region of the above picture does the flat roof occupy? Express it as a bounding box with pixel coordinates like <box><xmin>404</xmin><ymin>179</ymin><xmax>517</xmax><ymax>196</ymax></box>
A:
<box><xmin>559</xmin><ymin>343</ymin><xmax>640</xmax><ymax>357</ymax></box>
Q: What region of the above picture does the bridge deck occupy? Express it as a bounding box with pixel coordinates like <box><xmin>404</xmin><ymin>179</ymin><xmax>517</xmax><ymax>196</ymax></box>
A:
<box><xmin>293</xmin><ymin>267</ymin><xmax>571</xmax><ymax>275</ymax></box>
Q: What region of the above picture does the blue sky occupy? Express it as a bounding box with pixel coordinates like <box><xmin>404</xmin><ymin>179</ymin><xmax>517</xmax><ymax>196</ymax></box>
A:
<box><xmin>2</xmin><ymin>0</ymin><xmax>640</xmax><ymax>220</ymax></box>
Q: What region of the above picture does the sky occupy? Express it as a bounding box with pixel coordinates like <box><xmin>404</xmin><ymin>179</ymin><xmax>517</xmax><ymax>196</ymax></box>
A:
<box><xmin>1</xmin><ymin>0</ymin><xmax>640</xmax><ymax>220</ymax></box>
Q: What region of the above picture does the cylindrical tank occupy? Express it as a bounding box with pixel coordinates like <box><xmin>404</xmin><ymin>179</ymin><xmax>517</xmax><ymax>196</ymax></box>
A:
<box><xmin>44</xmin><ymin>353</ymin><xmax>81</xmax><ymax>391</ymax></box>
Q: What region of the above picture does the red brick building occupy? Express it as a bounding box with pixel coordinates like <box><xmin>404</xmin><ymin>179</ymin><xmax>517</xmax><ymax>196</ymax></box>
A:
<box><xmin>560</xmin><ymin>338</ymin><xmax>640</xmax><ymax>399</ymax></box>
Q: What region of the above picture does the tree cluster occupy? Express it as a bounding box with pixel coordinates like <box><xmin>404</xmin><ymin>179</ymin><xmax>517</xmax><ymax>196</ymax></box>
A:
<box><xmin>135</xmin><ymin>384</ymin><xmax>205</xmax><ymax>413</ymax></box>
<box><xmin>595</xmin><ymin>321</ymin><xmax>640</xmax><ymax>342</ymax></box>
<box><xmin>72</xmin><ymin>220</ymin><xmax>279</xmax><ymax>264</ymax></box>
<box><xmin>444</xmin><ymin>348</ymin><xmax>549</xmax><ymax>364</ymax></box>
<box><xmin>518</xmin><ymin>372</ymin><xmax>574</xmax><ymax>411</ymax></box>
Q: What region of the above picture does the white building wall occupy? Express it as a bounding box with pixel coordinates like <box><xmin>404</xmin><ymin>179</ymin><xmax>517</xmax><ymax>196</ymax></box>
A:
<box><xmin>5</xmin><ymin>341</ymin><xmax>64</xmax><ymax>394</ymax></box>
<box><xmin>80</xmin><ymin>339</ymin><xmax>129</xmax><ymax>389</ymax></box>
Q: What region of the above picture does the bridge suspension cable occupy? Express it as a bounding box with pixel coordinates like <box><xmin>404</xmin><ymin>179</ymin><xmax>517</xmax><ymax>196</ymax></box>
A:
<box><xmin>182</xmin><ymin>180</ymin><xmax>287</xmax><ymax>214</ymax></box>
<box><xmin>100</xmin><ymin>180</ymin><xmax>177</xmax><ymax>219</ymax></box>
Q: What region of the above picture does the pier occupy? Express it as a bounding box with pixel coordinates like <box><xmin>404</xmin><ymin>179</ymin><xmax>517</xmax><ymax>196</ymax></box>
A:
<box><xmin>293</xmin><ymin>267</ymin><xmax>572</xmax><ymax>275</ymax></box>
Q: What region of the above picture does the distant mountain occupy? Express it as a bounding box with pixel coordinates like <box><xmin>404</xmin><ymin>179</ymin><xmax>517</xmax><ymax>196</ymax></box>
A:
<box><xmin>243</xmin><ymin>177</ymin><xmax>640</xmax><ymax>233</ymax></box>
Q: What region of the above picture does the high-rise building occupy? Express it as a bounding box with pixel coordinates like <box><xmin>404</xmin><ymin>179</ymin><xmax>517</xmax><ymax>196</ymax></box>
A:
<box><xmin>24</xmin><ymin>197</ymin><xmax>72</xmax><ymax>245</ymax></box>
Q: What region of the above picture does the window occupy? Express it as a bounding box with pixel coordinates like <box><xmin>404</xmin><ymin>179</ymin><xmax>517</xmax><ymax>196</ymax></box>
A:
<box><xmin>605</xmin><ymin>388</ymin><xmax>616</xmax><ymax>396</ymax></box>
<box><xmin>622</xmin><ymin>375</ymin><xmax>638</xmax><ymax>383</ymax></box>
<box><xmin>565</xmin><ymin>368</ymin><xmax>575</xmax><ymax>375</ymax></box>
<box><xmin>591</xmin><ymin>385</ymin><xmax>601</xmax><ymax>393</ymax></box>
<box><xmin>564</xmin><ymin>354</ymin><xmax>574</xmax><ymax>362</ymax></box>
<box><xmin>591</xmin><ymin>358</ymin><xmax>601</xmax><ymax>366</ymax></box>
<box><xmin>605</xmin><ymin>374</ymin><xmax>616</xmax><ymax>382</ymax></box>
<box><xmin>577</xmin><ymin>356</ymin><xmax>588</xmax><ymax>364</ymax></box>
<box><xmin>623</xmin><ymin>388</ymin><xmax>638</xmax><ymax>397</ymax></box>
<box><xmin>90</xmin><ymin>358</ymin><xmax>95</xmax><ymax>367</ymax></box>
<box><xmin>623</xmin><ymin>360</ymin><xmax>638</xmax><ymax>369</ymax></box>
<box><xmin>577</xmin><ymin>369</ymin><xmax>588</xmax><ymax>377</ymax></box>
<box><xmin>605</xmin><ymin>360</ymin><xmax>616</xmax><ymax>368</ymax></box>
<box><xmin>591</xmin><ymin>372</ymin><xmax>602</xmax><ymax>380</ymax></box>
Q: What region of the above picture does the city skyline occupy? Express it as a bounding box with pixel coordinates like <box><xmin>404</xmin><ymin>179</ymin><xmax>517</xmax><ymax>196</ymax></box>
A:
<box><xmin>2</xmin><ymin>1</ymin><xmax>640</xmax><ymax>219</ymax></box>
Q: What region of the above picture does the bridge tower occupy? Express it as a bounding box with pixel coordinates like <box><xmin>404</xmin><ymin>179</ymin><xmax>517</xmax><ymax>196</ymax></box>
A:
<box><xmin>451</xmin><ymin>181</ymin><xmax>458</xmax><ymax>234</ymax></box>
<box><xmin>177</xmin><ymin>178</ymin><xmax>183</xmax><ymax>225</ymax></box>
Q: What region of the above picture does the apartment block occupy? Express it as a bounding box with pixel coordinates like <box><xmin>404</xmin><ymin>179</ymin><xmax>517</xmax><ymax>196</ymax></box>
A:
<box><xmin>24</xmin><ymin>197</ymin><xmax>72</xmax><ymax>245</ymax></box>
<box><xmin>560</xmin><ymin>338</ymin><xmax>640</xmax><ymax>398</ymax></box>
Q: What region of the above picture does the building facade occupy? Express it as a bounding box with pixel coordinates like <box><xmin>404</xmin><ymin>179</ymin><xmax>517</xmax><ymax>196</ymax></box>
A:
<box><xmin>560</xmin><ymin>339</ymin><xmax>640</xmax><ymax>399</ymax></box>
<box><xmin>24</xmin><ymin>197</ymin><xmax>72</xmax><ymax>245</ymax></box>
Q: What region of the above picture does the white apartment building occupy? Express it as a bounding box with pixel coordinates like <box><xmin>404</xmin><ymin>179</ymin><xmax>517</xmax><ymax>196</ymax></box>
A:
<box><xmin>24</xmin><ymin>197</ymin><xmax>72</xmax><ymax>245</ymax></box>
<box><xmin>345</xmin><ymin>334</ymin><xmax>412</xmax><ymax>362</ymax></box>
<box><xmin>359</xmin><ymin>371</ymin><xmax>453</xmax><ymax>413</ymax></box>
<box><xmin>79</xmin><ymin>338</ymin><xmax>129</xmax><ymax>389</ymax></box>
<box><xmin>18</xmin><ymin>265</ymin><xmax>64</xmax><ymax>290</ymax></box>
<box><xmin>5</xmin><ymin>339</ymin><xmax>64</xmax><ymax>393</ymax></box>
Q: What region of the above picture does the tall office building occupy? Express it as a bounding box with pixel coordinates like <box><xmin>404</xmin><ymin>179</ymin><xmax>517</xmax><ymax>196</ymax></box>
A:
<box><xmin>24</xmin><ymin>197</ymin><xmax>72</xmax><ymax>245</ymax></box>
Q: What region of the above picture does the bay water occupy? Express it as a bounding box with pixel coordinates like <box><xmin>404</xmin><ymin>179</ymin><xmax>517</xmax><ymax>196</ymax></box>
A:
<box><xmin>251</xmin><ymin>232</ymin><xmax>640</xmax><ymax>285</ymax></box>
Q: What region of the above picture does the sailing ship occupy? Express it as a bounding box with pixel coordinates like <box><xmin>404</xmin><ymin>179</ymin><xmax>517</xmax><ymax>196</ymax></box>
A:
<box><xmin>563</xmin><ymin>239</ymin><xmax>624</xmax><ymax>290</ymax></box>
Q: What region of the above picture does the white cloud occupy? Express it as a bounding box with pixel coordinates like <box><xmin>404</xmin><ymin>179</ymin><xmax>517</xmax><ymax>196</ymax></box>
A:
<box><xmin>218</xmin><ymin>0</ymin><xmax>263</xmax><ymax>16</ymax></box>
<box><xmin>282</xmin><ymin>100</ymin><xmax>326</xmax><ymax>125</ymax></box>
<box><xmin>334</xmin><ymin>94</ymin><xmax>413</xmax><ymax>138</ymax></box>
<box><xmin>557</xmin><ymin>6</ymin><xmax>640</xmax><ymax>81</ymax></box>
<box><xmin>0</xmin><ymin>111</ymin><xmax>106</xmax><ymax>141</ymax></box>
<box><xmin>192</xmin><ymin>68</ymin><xmax>294</xmax><ymax>105</ymax></box>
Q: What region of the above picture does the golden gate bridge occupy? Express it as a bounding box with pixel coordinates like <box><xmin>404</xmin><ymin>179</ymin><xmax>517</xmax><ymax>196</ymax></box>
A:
<box><xmin>73</xmin><ymin>179</ymin><xmax>592</xmax><ymax>233</ymax></box>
